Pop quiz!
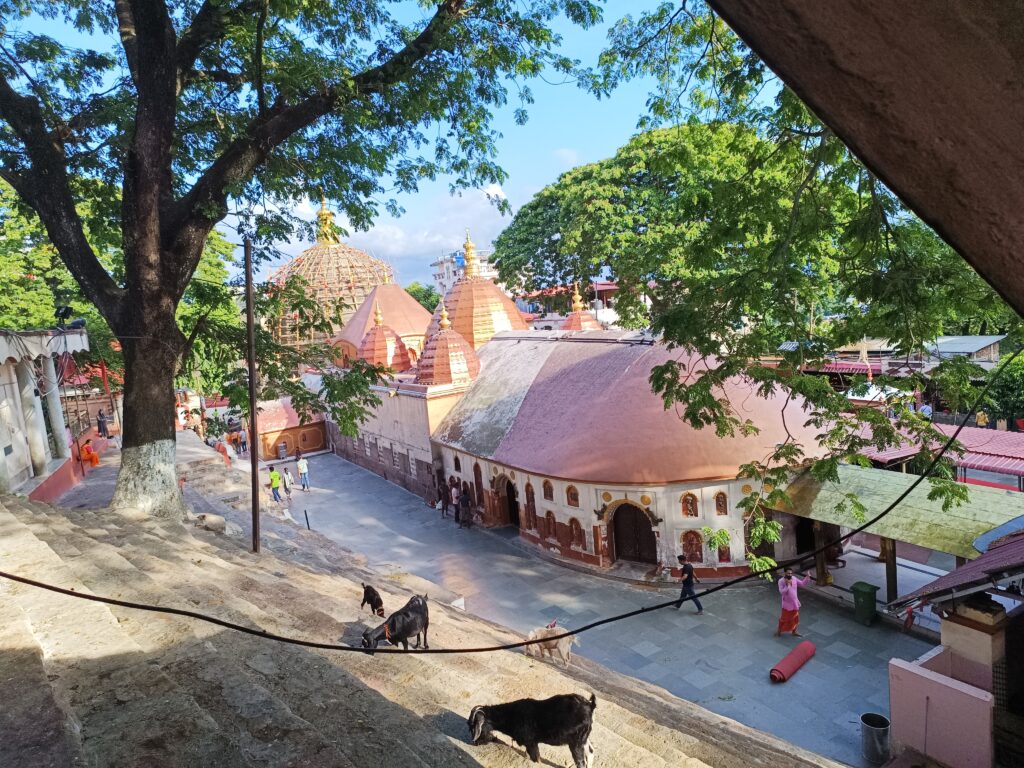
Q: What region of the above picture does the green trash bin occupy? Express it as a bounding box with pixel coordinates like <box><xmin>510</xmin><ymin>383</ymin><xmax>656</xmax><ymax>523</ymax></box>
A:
<box><xmin>850</xmin><ymin>581</ymin><xmax>880</xmax><ymax>626</ymax></box>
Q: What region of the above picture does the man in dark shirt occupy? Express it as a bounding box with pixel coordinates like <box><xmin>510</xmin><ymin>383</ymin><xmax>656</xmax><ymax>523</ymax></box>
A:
<box><xmin>675</xmin><ymin>554</ymin><xmax>704</xmax><ymax>615</ymax></box>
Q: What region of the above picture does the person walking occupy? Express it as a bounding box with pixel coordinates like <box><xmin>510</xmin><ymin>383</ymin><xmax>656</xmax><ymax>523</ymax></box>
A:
<box><xmin>238</xmin><ymin>427</ymin><xmax>248</xmax><ymax>455</ymax></box>
<box><xmin>96</xmin><ymin>409</ymin><xmax>109</xmax><ymax>439</ymax></box>
<box><xmin>282</xmin><ymin>467</ymin><xmax>294</xmax><ymax>502</ymax></box>
<box><xmin>976</xmin><ymin>410</ymin><xmax>991</xmax><ymax>429</ymax></box>
<box><xmin>296</xmin><ymin>455</ymin><xmax>310</xmax><ymax>491</ymax></box>
<box><xmin>776</xmin><ymin>567</ymin><xmax>811</xmax><ymax>637</ymax></box>
<box><xmin>674</xmin><ymin>554</ymin><xmax>704</xmax><ymax>615</ymax></box>
<box><xmin>458</xmin><ymin>487</ymin><xmax>471</xmax><ymax>528</ymax></box>
<box><xmin>268</xmin><ymin>465</ymin><xmax>282</xmax><ymax>503</ymax></box>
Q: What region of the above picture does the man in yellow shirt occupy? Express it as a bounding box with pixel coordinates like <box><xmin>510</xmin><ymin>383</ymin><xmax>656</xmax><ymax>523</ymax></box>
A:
<box><xmin>268</xmin><ymin>466</ymin><xmax>282</xmax><ymax>502</ymax></box>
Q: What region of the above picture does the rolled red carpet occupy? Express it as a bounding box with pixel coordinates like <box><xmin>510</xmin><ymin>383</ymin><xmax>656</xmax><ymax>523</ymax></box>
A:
<box><xmin>770</xmin><ymin>640</ymin><xmax>816</xmax><ymax>682</ymax></box>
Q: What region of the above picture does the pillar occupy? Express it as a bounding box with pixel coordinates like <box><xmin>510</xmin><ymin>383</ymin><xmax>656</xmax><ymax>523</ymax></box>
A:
<box><xmin>881</xmin><ymin>536</ymin><xmax>898</xmax><ymax>603</ymax></box>
<box><xmin>813</xmin><ymin>520</ymin><xmax>830</xmax><ymax>586</ymax></box>
<box><xmin>15</xmin><ymin>359</ymin><xmax>48</xmax><ymax>475</ymax></box>
<box><xmin>40</xmin><ymin>355</ymin><xmax>69</xmax><ymax>459</ymax></box>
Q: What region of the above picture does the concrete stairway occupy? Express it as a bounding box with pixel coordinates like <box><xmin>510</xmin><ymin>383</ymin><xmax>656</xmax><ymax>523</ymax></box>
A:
<box><xmin>0</xmin><ymin>494</ymin><xmax>842</xmax><ymax>768</ymax></box>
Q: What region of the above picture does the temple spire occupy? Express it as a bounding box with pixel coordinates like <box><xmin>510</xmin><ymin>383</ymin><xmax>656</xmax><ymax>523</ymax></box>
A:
<box><xmin>439</xmin><ymin>301</ymin><xmax>451</xmax><ymax>331</ymax></box>
<box><xmin>316</xmin><ymin>196</ymin><xmax>340</xmax><ymax>245</ymax></box>
<box><xmin>374</xmin><ymin>301</ymin><xmax>384</xmax><ymax>327</ymax></box>
<box><xmin>571</xmin><ymin>282</ymin><xmax>585</xmax><ymax>313</ymax></box>
<box><xmin>463</xmin><ymin>229</ymin><xmax>480</xmax><ymax>278</ymax></box>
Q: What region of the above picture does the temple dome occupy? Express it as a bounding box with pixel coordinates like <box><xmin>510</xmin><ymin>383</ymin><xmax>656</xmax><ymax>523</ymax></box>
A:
<box><xmin>335</xmin><ymin>281</ymin><xmax>432</xmax><ymax>363</ymax></box>
<box><xmin>357</xmin><ymin>304</ymin><xmax>413</xmax><ymax>372</ymax></box>
<box><xmin>423</xmin><ymin>232</ymin><xmax>527</xmax><ymax>350</ymax></box>
<box><xmin>415</xmin><ymin>304</ymin><xmax>481</xmax><ymax>386</ymax></box>
<box><xmin>270</xmin><ymin>200</ymin><xmax>392</xmax><ymax>349</ymax></box>
<box><xmin>560</xmin><ymin>283</ymin><xmax>602</xmax><ymax>331</ymax></box>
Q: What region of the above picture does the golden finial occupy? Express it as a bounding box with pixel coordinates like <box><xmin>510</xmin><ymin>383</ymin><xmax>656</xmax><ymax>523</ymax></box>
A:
<box><xmin>439</xmin><ymin>301</ymin><xmax>451</xmax><ymax>331</ymax></box>
<box><xmin>571</xmin><ymin>281</ymin><xmax>584</xmax><ymax>313</ymax></box>
<box><xmin>382</xmin><ymin>270</ymin><xmax>391</xmax><ymax>285</ymax></box>
<box><xmin>374</xmin><ymin>301</ymin><xmax>383</xmax><ymax>327</ymax></box>
<box><xmin>463</xmin><ymin>229</ymin><xmax>479</xmax><ymax>278</ymax></box>
<box><xmin>316</xmin><ymin>195</ymin><xmax>339</xmax><ymax>245</ymax></box>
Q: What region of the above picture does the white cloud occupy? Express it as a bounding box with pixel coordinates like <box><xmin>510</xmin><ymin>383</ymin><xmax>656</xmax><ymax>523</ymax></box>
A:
<box><xmin>552</xmin><ymin>147</ymin><xmax>579</xmax><ymax>168</ymax></box>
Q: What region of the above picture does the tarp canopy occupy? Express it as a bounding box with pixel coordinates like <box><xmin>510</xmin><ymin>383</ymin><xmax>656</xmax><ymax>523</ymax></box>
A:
<box><xmin>781</xmin><ymin>464</ymin><xmax>1024</xmax><ymax>560</ymax></box>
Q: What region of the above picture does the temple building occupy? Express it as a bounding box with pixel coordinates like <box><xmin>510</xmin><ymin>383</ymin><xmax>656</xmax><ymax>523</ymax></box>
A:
<box><xmin>422</xmin><ymin>232</ymin><xmax>528</xmax><ymax>349</ymax></box>
<box><xmin>432</xmin><ymin>330</ymin><xmax>821</xmax><ymax>573</ymax></box>
<box><xmin>270</xmin><ymin>200</ymin><xmax>393</xmax><ymax>350</ymax></box>
<box><xmin>307</xmin><ymin>230</ymin><xmax>827</xmax><ymax>575</ymax></box>
<box><xmin>332</xmin><ymin>280</ymin><xmax>432</xmax><ymax>364</ymax></box>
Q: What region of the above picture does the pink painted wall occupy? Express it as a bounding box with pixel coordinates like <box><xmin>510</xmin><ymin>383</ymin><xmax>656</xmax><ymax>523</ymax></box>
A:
<box><xmin>889</xmin><ymin>658</ymin><xmax>994</xmax><ymax>768</ymax></box>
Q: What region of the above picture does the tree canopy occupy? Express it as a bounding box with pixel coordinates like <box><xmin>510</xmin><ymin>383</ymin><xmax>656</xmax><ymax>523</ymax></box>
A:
<box><xmin>0</xmin><ymin>0</ymin><xmax>603</xmax><ymax>515</ymax></box>
<box><xmin>493</xmin><ymin>8</ymin><xmax>1020</xmax><ymax>571</ymax></box>
<box><xmin>405</xmin><ymin>281</ymin><xmax>441</xmax><ymax>312</ymax></box>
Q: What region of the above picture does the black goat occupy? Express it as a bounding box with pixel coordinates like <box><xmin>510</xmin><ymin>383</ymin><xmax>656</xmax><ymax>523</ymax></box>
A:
<box><xmin>360</xmin><ymin>582</ymin><xmax>385</xmax><ymax>617</ymax></box>
<box><xmin>468</xmin><ymin>693</ymin><xmax>596</xmax><ymax>767</ymax></box>
<box><xmin>361</xmin><ymin>594</ymin><xmax>429</xmax><ymax>653</ymax></box>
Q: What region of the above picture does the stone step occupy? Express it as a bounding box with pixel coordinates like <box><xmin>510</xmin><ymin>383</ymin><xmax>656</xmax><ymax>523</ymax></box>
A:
<box><xmin>3</xmin><ymin>503</ymin><xmax>358</xmax><ymax>768</ymax></box>
<box><xmin>8</xmin><ymin>499</ymin><xmax>477</xmax><ymax>768</ymax></box>
<box><xmin>0</xmin><ymin>594</ymin><xmax>83</xmax><ymax>767</ymax></box>
<box><xmin>0</xmin><ymin>503</ymin><xmax>247</xmax><ymax>768</ymax></box>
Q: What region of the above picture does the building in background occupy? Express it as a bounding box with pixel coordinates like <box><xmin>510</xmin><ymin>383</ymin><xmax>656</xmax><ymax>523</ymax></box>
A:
<box><xmin>0</xmin><ymin>328</ymin><xmax>88</xmax><ymax>498</ymax></box>
<box><xmin>430</xmin><ymin>244</ymin><xmax>500</xmax><ymax>296</ymax></box>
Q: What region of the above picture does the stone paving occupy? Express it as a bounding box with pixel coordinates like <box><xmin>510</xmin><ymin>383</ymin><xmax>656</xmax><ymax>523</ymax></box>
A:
<box><xmin>57</xmin><ymin>443</ymin><xmax>932</xmax><ymax>766</ymax></box>
<box><xmin>284</xmin><ymin>453</ymin><xmax>933</xmax><ymax>767</ymax></box>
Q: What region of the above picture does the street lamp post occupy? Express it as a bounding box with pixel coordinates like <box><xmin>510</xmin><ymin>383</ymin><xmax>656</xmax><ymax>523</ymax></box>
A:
<box><xmin>244</xmin><ymin>238</ymin><xmax>260</xmax><ymax>554</ymax></box>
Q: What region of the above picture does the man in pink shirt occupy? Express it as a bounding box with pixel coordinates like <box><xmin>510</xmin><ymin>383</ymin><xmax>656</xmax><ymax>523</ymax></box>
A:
<box><xmin>775</xmin><ymin>567</ymin><xmax>811</xmax><ymax>637</ymax></box>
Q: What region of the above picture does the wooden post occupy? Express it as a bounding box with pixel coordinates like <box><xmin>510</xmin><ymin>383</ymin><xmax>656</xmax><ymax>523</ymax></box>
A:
<box><xmin>881</xmin><ymin>537</ymin><xmax>898</xmax><ymax>603</ymax></box>
<box><xmin>813</xmin><ymin>521</ymin><xmax>829</xmax><ymax>585</ymax></box>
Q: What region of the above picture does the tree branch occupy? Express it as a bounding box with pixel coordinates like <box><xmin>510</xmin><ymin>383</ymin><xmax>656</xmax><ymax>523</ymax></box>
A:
<box><xmin>177</xmin><ymin>0</ymin><xmax>264</xmax><ymax>94</ymax></box>
<box><xmin>167</xmin><ymin>0</ymin><xmax>467</xmax><ymax>297</ymax></box>
<box><xmin>114</xmin><ymin>0</ymin><xmax>140</xmax><ymax>84</ymax></box>
<box><xmin>0</xmin><ymin>74</ymin><xmax>125</xmax><ymax>323</ymax></box>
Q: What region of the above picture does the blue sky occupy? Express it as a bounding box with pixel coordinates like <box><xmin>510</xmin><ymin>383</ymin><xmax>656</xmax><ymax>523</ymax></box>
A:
<box><xmin>267</xmin><ymin>1</ymin><xmax>656</xmax><ymax>285</ymax></box>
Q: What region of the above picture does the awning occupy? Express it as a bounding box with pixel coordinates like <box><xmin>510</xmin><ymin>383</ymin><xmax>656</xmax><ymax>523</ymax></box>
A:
<box><xmin>894</xmin><ymin>530</ymin><xmax>1024</xmax><ymax>606</ymax></box>
<box><xmin>781</xmin><ymin>464</ymin><xmax>1024</xmax><ymax>560</ymax></box>
<box><xmin>958</xmin><ymin>453</ymin><xmax>1024</xmax><ymax>476</ymax></box>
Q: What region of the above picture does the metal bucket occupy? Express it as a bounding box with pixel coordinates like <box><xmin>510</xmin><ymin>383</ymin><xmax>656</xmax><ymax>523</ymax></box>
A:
<box><xmin>860</xmin><ymin>712</ymin><xmax>891</xmax><ymax>764</ymax></box>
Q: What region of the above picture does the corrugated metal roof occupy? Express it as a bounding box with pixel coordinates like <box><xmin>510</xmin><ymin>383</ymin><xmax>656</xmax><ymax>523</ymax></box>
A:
<box><xmin>782</xmin><ymin>464</ymin><xmax>1024</xmax><ymax>559</ymax></box>
<box><xmin>926</xmin><ymin>335</ymin><xmax>1005</xmax><ymax>355</ymax></box>
<box><xmin>897</xmin><ymin>529</ymin><xmax>1024</xmax><ymax>604</ymax></box>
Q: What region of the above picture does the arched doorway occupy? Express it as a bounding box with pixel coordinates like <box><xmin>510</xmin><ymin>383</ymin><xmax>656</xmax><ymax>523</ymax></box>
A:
<box><xmin>500</xmin><ymin>479</ymin><xmax>520</xmax><ymax>528</ymax></box>
<box><xmin>611</xmin><ymin>503</ymin><xmax>658</xmax><ymax>564</ymax></box>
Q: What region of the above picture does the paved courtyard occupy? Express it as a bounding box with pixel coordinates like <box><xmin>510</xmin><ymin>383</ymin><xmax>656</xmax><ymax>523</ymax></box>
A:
<box><xmin>275</xmin><ymin>452</ymin><xmax>932</xmax><ymax>767</ymax></box>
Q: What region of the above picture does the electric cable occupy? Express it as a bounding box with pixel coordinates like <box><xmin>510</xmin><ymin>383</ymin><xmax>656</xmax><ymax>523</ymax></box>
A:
<box><xmin>0</xmin><ymin>348</ymin><xmax>1018</xmax><ymax>654</ymax></box>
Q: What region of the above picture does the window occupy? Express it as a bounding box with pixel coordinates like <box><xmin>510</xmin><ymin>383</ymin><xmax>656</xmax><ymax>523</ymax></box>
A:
<box><xmin>718</xmin><ymin>544</ymin><xmax>731</xmax><ymax>563</ymax></box>
<box><xmin>392</xmin><ymin>448</ymin><xmax>401</xmax><ymax>470</ymax></box>
<box><xmin>715</xmin><ymin>492</ymin><xmax>728</xmax><ymax>516</ymax></box>
<box><xmin>566</xmin><ymin>485</ymin><xmax>579</xmax><ymax>507</ymax></box>
<box><xmin>569</xmin><ymin>518</ymin><xmax>585</xmax><ymax>549</ymax></box>
<box><xmin>542</xmin><ymin>480</ymin><xmax>554</xmax><ymax>501</ymax></box>
<box><xmin>545</xmin><ymin>511</ymin><xmax>557</xmax><ymax>540</ymax></box>
<box><xmin>681</xmin><ymin>530</ymin><xmax>704</xmax><ymax>563</ymax></box>
<box><xmin>474</xmin><ymin>463</ymin><xmax>484</xmax><ymax>505</ymax></box>
<box><xmin>377</xmin><ymin>444</ymin><xmax>385</xmax><ymax>464</ymax></box>
<box><xmin>453</xmin><ymin>455</ymin><xmax>461</xmax><ymax>472</ymax></box>
<box><xmin>681</xmin><ymin>493</ymin><xmax>699</xmax><ymax>518</ymax></box>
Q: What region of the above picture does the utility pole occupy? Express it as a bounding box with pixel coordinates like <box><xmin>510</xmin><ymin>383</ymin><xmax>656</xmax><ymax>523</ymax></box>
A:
<box><xmin>244</xmin><ymin>238</ymin><xmax>261</xmax><ymax>554</ymax></box>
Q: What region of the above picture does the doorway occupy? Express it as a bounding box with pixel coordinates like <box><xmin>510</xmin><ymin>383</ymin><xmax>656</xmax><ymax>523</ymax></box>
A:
<box><xmin>611</xmin><ymin>503</ymin><xmax>658</xmax><ymax>564</ymax></box>
<box><xmin>503</xmin><ymin>479</ymin><xmax>520</xmax><ymax>528</ymax></box>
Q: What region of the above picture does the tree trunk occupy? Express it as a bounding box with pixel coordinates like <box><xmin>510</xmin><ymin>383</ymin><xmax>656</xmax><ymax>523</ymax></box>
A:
<box><xmin>109</xmin><ymin>304</ymin><xmax>187</xmax><ymax>518</ymax></box>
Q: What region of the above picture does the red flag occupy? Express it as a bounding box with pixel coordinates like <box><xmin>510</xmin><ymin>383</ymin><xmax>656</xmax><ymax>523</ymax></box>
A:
<box><xmin>99</xmin><ymin>360</ymin><xmax>111</xmax><ymax>397</ymax></box>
